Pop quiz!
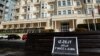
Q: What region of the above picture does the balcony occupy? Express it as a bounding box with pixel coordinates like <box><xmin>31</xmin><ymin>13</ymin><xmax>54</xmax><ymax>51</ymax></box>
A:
<box><xmin>14</xmin><ymin>12</ymin><xmax>19</xmax><ymax>16</ymax></box>
<box><xmin>52</xmin><ymin>15</ymin><xmax>77</xmax><ymax>21</ymax></box>
<box><xmin>48</xmin><ymin>0</ymin><xmax>55</xmax><ymax>4</ymax></box>
<box><xmin>34</xmin><ymin>10</ymin><xmax>39</xmax><ymax>15</ymax></box>
<box><xmin>74</xmin><ymin>5</ymin><xmax>82</xmax><ymax>10</ymax></box>
<box><xmin>34</xmin><ymin>2</ymin><xmax>40</xmax><ymax>6</ymax></box>
<box><xmin>48</xmin><ymin>9</ymin><xmax>54</xmax><ymax>13</ymax></box>
<box><xmin>15</xmin><ymin>3</ymin><xmax>20</xmax><ymax>8</ymax></box>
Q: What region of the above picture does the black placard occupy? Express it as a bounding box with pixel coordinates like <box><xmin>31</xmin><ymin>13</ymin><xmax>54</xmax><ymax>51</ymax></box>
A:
<box><xmin>52</xmin><ymin>37</ymin><xmax>78</xmax><ymax>55</ymax></box>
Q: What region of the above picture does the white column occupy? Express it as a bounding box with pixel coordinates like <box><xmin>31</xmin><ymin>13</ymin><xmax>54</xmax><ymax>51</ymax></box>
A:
<box><xmin>40</xmin><ymin>22</ymin><xmax>41</xmax><ymax>27</ymax></box>
<box><xmin>52</xmin><ymin>21</ymin><xmax>54</xmax><ymax>29</ymax></box>
<box><xmin>54</xmin><ymin>21</ymin><xmax>57</xmax><ymax>32</ymax></box>
<box><xmin>73</xmin><ymin>19</ymin><xmax>75</xmax><ymax>29</ymax></box>
<box><xmin>38</xmin><ymin>22</ymin><xmax>40</xmax><ymax>28</ymax></box>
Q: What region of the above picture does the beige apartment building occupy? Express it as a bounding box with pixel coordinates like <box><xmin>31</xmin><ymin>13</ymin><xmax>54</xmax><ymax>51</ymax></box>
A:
<box><xmin>0</xmin><ymin>0</ymin><xmax>6</xmax><ymax>24</ymax></box>
<box><xmin>1</xmin><ymin>0</ymin><xmax>100</xmax><ymax>32</ymax></box>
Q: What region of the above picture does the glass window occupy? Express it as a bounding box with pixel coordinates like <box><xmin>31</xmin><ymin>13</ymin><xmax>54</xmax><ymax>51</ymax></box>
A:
<box><xmin>96</xmin><ymin>0</ymin><xmax>100</xmax><ymax>3</ymax></box>
<box><xmin>68</xmin><ymin>10</ymin><xmax>71</xmax><ymax>14</ymax></box>
<box><xmin>67</xmin><ymin>0</ymin><xmax>71</xmax><ymax>6</ymax></box>
<box><xmin>31</xmin><ymin>0</ymin><xmax>33</xmax><ymax>2</ymax></box>
<box><xmin>44</xmin><ymin>13</ymin><xmax>47</xmax><ymax>18</ymax></box>
<box><xmin>58</xmin><ymin>11</ymin><xmax>61</xmax><ymax>15</ymax></box>
<box><xmin>63</xmin><ymin>10</ymin><xmax>66</xmax><ymax>15</ymax></box>
<box><xmin>28</xmin><ymin>7</ymin><xmax>30</xmax><ymax>11</ymax></box>
<box><xmin>50</xmin><ymin>5</ymin><xmax>54</xmax><ymax>9</ymax></box>
<box><xmin>58</xmin><ymin>1</ymin><xmax>61</xmax><ymax>6</ymax></box>
<box><xmin>37</xmin><ymin>0</ymin><xmax>39</xmax><ymax>2</ymax></box>
<box><xmin>42</xmin><ymin>13</ymin><xmax>44</xmax><ymax>17</ymax></box>
<box><xmin>42</xmin><ymin>4</ymin><xmax>44</xmax><ymax>9</ymax></box>
<box><xmin>88</xmin><ymin>8</ymin><xmax>93</xmax><ymax>14</ymax></box>
<box><xmin>83</xmin><ymin>0</ymin><xmax>86</xmax><ymax>3</ymax></box>
<box><xmin>77</xmin><ymin>10</ymin><xmax>81</xmax><ymax>14</ymax></box>
<box><xmin>87</xmin><ymin>0</ymin><xmax>92</xmax><ymax>3</ymax></box>
<box><xmin>61</xmin><ymin>23</ymin><xmax>69</xmax><ymax>32</ymax></box>
<box><xmin>62</xmin><ymin>1</ymin><xmax>66</xmax><ymax>6</ymax></box>
<box><xmin>77</xmin><ymin>1</ymin><xmax>80</xmax><ymax>6</ymax></box>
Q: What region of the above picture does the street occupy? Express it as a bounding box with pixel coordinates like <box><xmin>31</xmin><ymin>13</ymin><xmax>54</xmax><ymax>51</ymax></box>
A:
<box><xmin>0</xmin><ymin>40</ymin><xmax>26</xmax><ymax>56</ymax></box>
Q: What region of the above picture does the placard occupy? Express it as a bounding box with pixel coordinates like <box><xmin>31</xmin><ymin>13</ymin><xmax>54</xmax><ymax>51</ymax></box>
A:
<box><xmin>52</xmin><ymin>37</ymin><xmax>78</xmax><ymax>55</ymax></box>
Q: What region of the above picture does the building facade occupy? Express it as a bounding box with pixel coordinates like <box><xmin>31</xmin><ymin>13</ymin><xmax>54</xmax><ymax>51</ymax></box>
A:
<box><xmin>1</xmin><ymin>0</ymin><xmax>100</xmax><ymax>32</ymax></box>
<box><xmin>0</xmin><ymin>0</ymin><xmax>6</xmax><ymax>23</ymax></box>
<box><xmin>4</xmin><ymin>0</ymin><xmax>16</xmax><ymax>21</ymax></box>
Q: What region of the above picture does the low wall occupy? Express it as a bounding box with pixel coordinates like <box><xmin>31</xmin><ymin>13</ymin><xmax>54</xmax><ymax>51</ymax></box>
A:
<box><xmin>25</xmin><ymin>31</ymin><xmax>100</xmax><ymax>56</ymax></box>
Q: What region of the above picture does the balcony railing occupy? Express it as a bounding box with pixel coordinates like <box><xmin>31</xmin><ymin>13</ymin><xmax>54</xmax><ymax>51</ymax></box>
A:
<box><xmin>48</xmin><ymin>0</ymin><xmax>55</xmax><ymax>4</ymax></box>
<box><xmin>74</xmin><ymin>5</ymin><xmax>82</xmax><ymax>10</ymax></box>
<box><xmin>52</xmin><ymin>14</ymin><xmax>100</xmax><ymax>20</ymax></box>
<box><xmin>34</xmin><ymin>10</ymin><xmax>39</xmax><ymax>15</ymax></box>
<box><xmin>34</xmin><ymin>2</ymin><xmax>40</xmax><ymax>6</ymax></box>
<box><xmin>48</xmin><ymin>9</ymin><xmax>54</xmax><ymax>13</ymax></box>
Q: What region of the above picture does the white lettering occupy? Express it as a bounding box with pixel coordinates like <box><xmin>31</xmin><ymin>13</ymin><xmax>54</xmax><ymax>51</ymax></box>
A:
<box><xmin>58</xmin><ymin>40</ymin><xmax>72</xmax><ymax>44</ymax></box>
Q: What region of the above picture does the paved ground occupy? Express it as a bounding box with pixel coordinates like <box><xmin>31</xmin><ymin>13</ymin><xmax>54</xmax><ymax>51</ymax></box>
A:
<box><xmin>0</xmin><ymin>40</ymin><xmax>26</xmax><ymax>56</ymax></box>
<box><xmin>0</xmin><ymin>48</ymin><xmax>25</xmax><ymax>56</ymax></box>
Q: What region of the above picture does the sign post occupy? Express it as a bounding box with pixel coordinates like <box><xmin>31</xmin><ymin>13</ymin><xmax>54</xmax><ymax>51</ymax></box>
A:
<box><xmin>52</xmin><ymin>37</ymin><xmax>79</xmax><ymax>56</ymax></box>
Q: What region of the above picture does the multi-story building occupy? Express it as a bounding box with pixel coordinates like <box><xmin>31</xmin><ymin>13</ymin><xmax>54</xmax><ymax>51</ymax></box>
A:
<box><xmin>4</xmin><ymin>0</ymin><xmax>16</xmax><ymax>21</ymax></box>
<box><xmin>1</xmin><ymin>0</ymin><xmax>100</xmax><ymax>32</ymax></box>
<box><xmin>0</xmin><ymin>0</ymin><xmax>6</xmax><ymax>23</ymax></box>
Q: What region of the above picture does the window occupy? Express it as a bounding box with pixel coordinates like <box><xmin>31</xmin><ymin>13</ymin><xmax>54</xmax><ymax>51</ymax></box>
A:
<box><xmin>96</xmin><ymin>0</ymin><xmax>100</xmax><ymax>3</ymax></box>
<box><xmin>22</xmin><ymin>14</ymin><xmax>26</xmax><ymax>19</ymax></box>
<box><xmin>20</xmin><ymin>24</ymin><xmax>24</xmax><ymax>28</ymax></box>
<box><xmin>28</xmin><ymin>6</ymin><xmax>30</xmax><ymax>11</ymax></box>
<box><xmin>23</xmin><ymin>8</ymin><xmax>27</xmax><ymax>12</ymax></box>
<box><xmin>50</xmin><ymin>5</ymin><xmax>54</xmax><ymax>9</ymax></box>
<box><xmin>77</xmin><ymin>10</ymin><xmax>81</xmax><ymax>14</ymax></box>
<box><xmin>68</xmin><ymin>10</ymin><xmax>71</xmax><ymax>14</ymax></box>
<box><xmin>62</xmin><ymin>1</ymin><xmax>66</xmax><ymax>6</ymax></box>
<box><xmin>83</xmin><ymin>0</ymin><xmax>86</xmax><ymax>3</ymax></box>
<box><xmin>31</xmin><ymin>0</ymin><xmax>33</xmax><ymax>2</ymax></box>
<box><xmin>42</xmin><ymin>13</ymin><xmax>44</xmax><ymax>17</ymax></box>
<box><xmin>37</xmin><ymin>0</ymin><xmax>39</xmax><ymax>2</ymax></box>
<box><xmin>63</xmin><ymin>10</ymin><xmax>66</xmax><ymax>15</ymax></box>
<box><xmin>58</xmin><ymin>11</ymin><xmax>61</xmax><ymax>15</ymax></box>
<box><xmin>42</xmin><ymin>4</ymin><xmax>44</xmax><ymax>9</ymax></box>
<box><xmin>14</xmin><ymin>24</ymin><xmax>17</xmax><ymax>28</ymax></box>
<box><xmin>88</xmin><ymin>8</ymin><xmax>93</xmax><ymax>14</ymax></box>
<box><xmin>27</xmin><ymin>14</ymin><xmax>29</xmax><ymax>19</ymax></box>
<box><xmin>58</xmin><ymin>1</ymin><xmax>61</xmax><ymax>6</ymax></box>
<box><xmin>41</xmin><ymin>13</ymin><xmax>47</xmax><ymax>18</ymax></box>
<box><xmin>26</xmin><ymin>23</ymin><xmax>30</xmax><ymax>27</ymax></box>
<box><xmin>67</xmin><ymin>0</ymin><xmax>71</xmax><ymax>6</ymax></box>
<box><xmin>8</xmin><ymin>25</ymin><xmax>12</xmax><ymax>28</ymax></box>
<box><xmin>3</xmin><ymin>25</ymin><xmax>6</xmax><ymax>28</ymax></box>
<box><xmin>44</xmin><ymin>13</ymin><xmax>47</xmax><ymax>18</ymax></box>
<box><xmin>87</xmin><ymin>0</ymin><xmax>91</xmax><ymax>3</ymax></box>
<box><xmin>77</xmin><ymin>1</ymin><xmax>80</xmax><ymax>6</ymax></box>
<box><xmin>61</xmin><ymin>23</ymin><xmax>69</xmax><ymax>32</ymax></box>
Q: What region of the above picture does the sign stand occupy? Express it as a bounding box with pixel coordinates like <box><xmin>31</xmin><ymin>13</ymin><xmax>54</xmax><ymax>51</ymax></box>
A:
<box><xmin>52</xmin><ymin>37</ymin><xmax>79</xmax><ymax>56</ymax></box>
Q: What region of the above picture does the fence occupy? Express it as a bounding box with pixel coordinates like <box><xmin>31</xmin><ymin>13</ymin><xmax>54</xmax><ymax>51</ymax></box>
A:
<box><xmin>25</xmin><ymin>31</ymin><xmax>100</xmax><ymax>56</ymax></box>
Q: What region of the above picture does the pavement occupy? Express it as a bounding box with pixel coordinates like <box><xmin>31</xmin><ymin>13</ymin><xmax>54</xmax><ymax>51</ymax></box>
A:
<box><xmin>0</xmin><ymin>40</ymin><xmax>26</xmax><ymax>56</ymax></box>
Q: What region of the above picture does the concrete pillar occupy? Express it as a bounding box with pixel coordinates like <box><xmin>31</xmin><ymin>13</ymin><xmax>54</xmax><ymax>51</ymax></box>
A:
<box><xmin>18</xmin><ymin>24</ymin><xmax>20</xmax><ymax>28</ymax></box>
<box><xmin>52</xmin><ymin>21</ymin><xmax>54</xmax><ymax>29</ymax></box>
<box><xmin>46</xmin><ymin>19</ymin><xmax>51</xmax><ymax>29</ymax></box>
<box><xmin>73</xmin><ymin>19</ymin><xmax>75</xmax><ymax>29</ymax></box>
<box><xmin>54</xmin><ymin>21</ymin><xmax>57</xmax><ymax>32</ymax></box>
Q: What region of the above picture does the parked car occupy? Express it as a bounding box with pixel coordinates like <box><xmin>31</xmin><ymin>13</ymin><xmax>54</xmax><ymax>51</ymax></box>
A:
<box><xmin>0</xmin><ymin>35</ymin><xmax>8</xmax><ymax>39</ymax></box>
<box><xmin>22</xmin><ymin>34</ymin><xmax>27</xmax><ymax>40</ymax></box>
<box><xmin>8</xmin><ymin>34</ymin><xmax>20</xmax><ymax>40</ymax></box>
